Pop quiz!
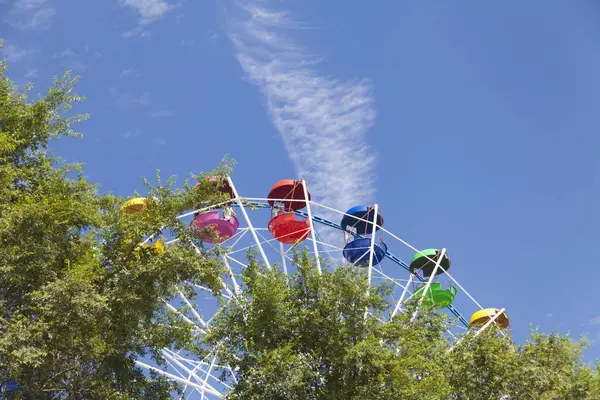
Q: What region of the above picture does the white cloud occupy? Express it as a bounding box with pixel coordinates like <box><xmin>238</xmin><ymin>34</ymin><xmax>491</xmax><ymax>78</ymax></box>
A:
<box><xmin>123</xmin><ymin>0</ymin><xmax>171</xmax><ymax>24</ymax></box>
<box><xmin>4</xmin><ymin>0</ymin><xmax>56</xmax><ymax>30</ymax></box>
<box><xmin>151</xmin><ymin>110</ymin><xmax>175</xmax><ymax>117</ymax></box>
<box><xmin>545</xmin><ymin>313</ymin><xmax>553</xmax><ymax>319</ymax></box>
<box><xmin>1</xmin><ymin>44</ymin><xmax>34</xmax><ymax>63</ymax></box>
<box><xmin>121</xmin><ymin>0</ymin><xmax>173</xmax><ymax>38</ymax></box>
<box><xmin>590</xmin><ymin>316</ymin><xmax>600</xmax><ymax>325</ymax></box>
<box><xmin>122</xmin><ymin>26</ymin><xmax>150</xmax><ymax>39</ymax></box>
<box><xmin>119</xmin><ymin>68</ymin><xmax>140</xmax><ymax>78</ymax></box>
<box><xmin>229</xmin><ymin>5</ymin><xmax>376</xmax><ymax>218</ymax></box>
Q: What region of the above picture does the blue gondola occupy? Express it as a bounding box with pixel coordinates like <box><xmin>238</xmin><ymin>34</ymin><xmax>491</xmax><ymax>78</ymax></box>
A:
<box><xmin>340</xmin><ymin>205</ymin><xmax>384</xmax><ymax>235</ymax></box>
<box><xmin>343</xmin><ymin>237</ymin><xmax>388</xmax><ymax>266</ymax></box>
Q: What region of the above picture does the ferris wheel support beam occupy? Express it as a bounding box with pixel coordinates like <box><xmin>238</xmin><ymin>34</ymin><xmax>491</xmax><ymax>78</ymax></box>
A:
<box><xmin>411</xmin><ymin>248</ymin><xmax>446</xmax><ymax>322</ymax></box>
<box><xmin>163</xmin><ymin>359</ymin><xmax>204</xmax><ymax>398</ymax></box>
<box><xmin>447</xmin><ymin>305</ymin><xmax>470</xmax><ymax>327</ymax></box>
<box><xmin>366</xmin><ymin>204</ymin><xmax>379</xmax><ymax>288</ymax></box>
<box><xmin>279</xmin><ymin>242</ymin><xmax>289</xmax><ymax>276</ymax></box>
<box><xmin>201</xmin><ymin>353</ymin><xmax>219</xmax><ymax>400</ymax></box>
<box><xmin>391</xmin><ymin>272</ymin><xmax>415</xmax><ymax>318</ymax></box>
<box><xmin>135</xmin><ymin>360</ymin><xmax>223</xmax><ymax>398</ymax></box>
<box><xmin>226</xmin><ymin>177</ymin><xmax>271</xmax><ymax>269</ymax></box>
<box><xmin>183</xmin><ymin>359</ymin><xmax>206</xmax><ymax>399</ymax></box>
<box><xmin>163</xmin><ymin>350</ymin><xmax>219</xmax><ymax>385</ymax></box>
<box><xmin>301</xmin><ymin>179</ymin><xmax>321</xmax><ymax>275</ymax></box>
<box><xmin>177</xmin><ymin>289</ymin><xmax>209</xmax><ymax>329</ymax></box>
<box><xmin>164</xmin><ymin>302</ymin><xmax>206</xmax><ymax>335</ymax></box>
<box><xmin>363</xmin><ymin>204</ymin><xmax>380</xmax><ymax>319</ymax></box>
<box><xmin>219</xmin><ymin>250</ymin><xmax>242</xmax><ymax>296</ymax></box>
<box><xmin>161</xmin><ymin>351</ymin><xmax>223</xmax><ymax>397</ymax></box>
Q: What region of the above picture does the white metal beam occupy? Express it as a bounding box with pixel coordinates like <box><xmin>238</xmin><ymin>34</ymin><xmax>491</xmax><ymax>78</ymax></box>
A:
<box><xmin>227</xmin><ymin>177</ymin><xmax>271</xmax><ymax>269</ymax></box>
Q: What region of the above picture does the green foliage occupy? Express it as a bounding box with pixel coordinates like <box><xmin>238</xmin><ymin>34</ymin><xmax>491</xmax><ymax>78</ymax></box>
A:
<box><xmin>206</xmin><ymin>250</ymin><xmax>600</xmax><ymax>399</ymax></box>
<box><xmin>206</xmin><ymin>250</ymin><xmax>453</xmax><ymax>399</ymax></box>
<box><xmin>0</xmin><ymin>54</ymin><xmax>231</xmax><ymax>398</ymax></box>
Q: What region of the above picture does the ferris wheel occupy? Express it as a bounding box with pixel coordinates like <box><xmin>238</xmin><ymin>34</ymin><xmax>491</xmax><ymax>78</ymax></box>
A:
<box><xmin>125</xmin><ymin>177</ymin><xmax>510</xmax><ymax>399</ymax></box>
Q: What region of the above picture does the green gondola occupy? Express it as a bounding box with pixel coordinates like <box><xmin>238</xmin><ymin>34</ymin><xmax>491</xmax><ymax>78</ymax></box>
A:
<box><xmin>409</xmin><ymin>249</ymin><xmax>450</xmax><ymax>277</ymax></box>
<box><xmin>412</xmin><ymin>282</ymin><xmax>457</xmax><ymax>310</ymax></box>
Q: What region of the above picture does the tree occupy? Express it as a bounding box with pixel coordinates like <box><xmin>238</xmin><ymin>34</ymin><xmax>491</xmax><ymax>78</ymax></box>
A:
<box><xmin>205</xmin><ymin>251</ymin><xmax>453</xmax><ymax>399</ymax></box>
<box><xmin>447</xmin><ymin>328</ymin><xmax>598</xmax><ymax>400</ymax></box>
<box><xmin>0</xmin><ymin>43</ymin><xmax>230</xmax><ymax>398</ymax></box>
<box><xmin>205</xmin><ymin>250</ymin><xmax>600</xmax><ymax>399</ymax></box>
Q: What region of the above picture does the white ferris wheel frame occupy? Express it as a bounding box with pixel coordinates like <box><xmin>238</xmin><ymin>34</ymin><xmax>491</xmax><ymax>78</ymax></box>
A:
<box><xmin>133</xmin><ymin>176</ymin><xmax>506</xmax><ymax>399</ymax></box>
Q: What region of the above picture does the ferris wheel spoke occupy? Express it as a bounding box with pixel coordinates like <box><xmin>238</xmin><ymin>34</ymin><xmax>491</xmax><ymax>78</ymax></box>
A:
<box><xmin>222</xmin><ymin>228</ymin><xmax>249</xmax><ymax>249</ymax></box>
<box><xmin>301</xmin><ymin>181</ymin><xmax>321</xmax><ymax>274</ymax></box>
<box><xmin>227</xmin><ymin>177</ymin><xmax>271</xmax><ymax>269</ymax></box>
<box><xmin>225</xmin><ymin>254</ymin><xmax>251</xmax><ymax>271</ymax></box>
<box><xmin>207</xmin><ymin>226</ymin><xmax>248</xmax><ymax>248</ymax></box>
<box><xmin>370</xmin><ymin>264</ymin><xmax>407</xmax><ymax>290</ymax></box>
<box><xmin>313</xmin><ymin>237</ymin><xmax>345</xmax><ymax>252</ymax></box>
<box><xmin>348</xmin><ymin>244</ymin><xmax>371</xmax><ymax>269</ymax></box>
<box><xmin>200</xmin><ymin>353</ymin><xmax>220</xmax><ymax>400</ymax></box>
<box><xmin>279</xmin><ymin>241</ymin><xmax>288</xmax><ymax>276</ymax></box>
<box><xmin>181</xmin><ymin>354</ymin><xmax>206</xmax><ymax>398</ymax></box>
<box><xmin>204</xmin><ymin>297</ymin><xmax>232</xmax><ymax>327</ymax></box>
<box><xmin>366</xmin><ymin>204</ymin><xmax>379</xmax><ymax>287</ymax></box>
<box><xmin>176</xmin><ymin>200</ymin><xmax>233</xmax><ymax>220</ymax></box>
<box><xmin>312</xmin><ymin>228</ymin><xmax>342</xmax><ymax>266</ymax></box>
<box><xmin>391</xmin><ymin>273</ymin><xmax>415</xmax><ymax>318</ymax></box>
<box><xmin>218</xmin><ymin>250</ymin><xmax>242</xmax><ymax>296</ymax></box>
<box><xmin>177</xmin><ymin>289</ymin><xmax>210</xmax><ymax>330</ymax></box>
<box><xmin>164</xmin><ymin>359</ymin><xmax>206</xmax><ymax>398</ymax></box>
<box><xmin>225</xmin><ymin>232</ymin><xmax>284</xmax><ymax>257</ymax></box>
<box><xmin>190</xmin><ymin>284</ymin><xmax>230</xmax><ymax>300</ymax></box>
<box><xmin>162</xmin><ymin>351</ymin><xmax>224</xmax><ymax>399</ymax></box>
<box><xmin>163</xmin><ymin>301</ymin><xmax>207</xmax><ymax>335</ymax></box>
<box><xmin>165</xmin><ymin>354</ymin><xmax>226</xmax><ymax>397</ymax></box>
<box><xmin>135</xmin><ymin>360</ymin><xmax>223</xmax><ymax>398</ymax></box>
<box><xmin>254</xmin><ymin>229</ymin><xmax>296</xmax><ymax>267</ymax></box>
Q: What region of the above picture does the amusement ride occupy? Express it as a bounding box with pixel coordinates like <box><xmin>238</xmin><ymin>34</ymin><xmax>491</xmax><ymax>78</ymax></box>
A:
<box><xmin>117</xmin><ymin>176</ymin><xmax>512</xmax><ymax>399</ymax></box>
<box><xmin>0</xmin><ymin>177</ymin><xmax>510</xmax><ymax>398</ymax></box>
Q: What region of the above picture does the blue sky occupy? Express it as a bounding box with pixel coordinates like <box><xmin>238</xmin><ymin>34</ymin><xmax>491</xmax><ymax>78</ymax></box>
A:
<box><xmin>2</xmin><ymin>0</ymin><xmax>600</xmax><ymax>362</ymax></box>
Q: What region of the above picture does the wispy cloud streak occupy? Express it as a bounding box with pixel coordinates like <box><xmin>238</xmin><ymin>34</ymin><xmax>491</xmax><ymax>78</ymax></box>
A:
<box><xmin>121</xmin><ymin>0</ymin><xmax>173</xmax><ymax>38</ymax></box>
<box><xmin>229</xmin><ymin>4</ymin><xmax>377</xmax><ymax>215</ymax></box>
<box><xmin>3</xmin><ymin>0</ymin><xmax>55</xmax><ymax>30</ymax></box>
<box><xmin>1</xmin><ymin>43</ymin><xmax>34</xmax><ymax>63</ymax></box>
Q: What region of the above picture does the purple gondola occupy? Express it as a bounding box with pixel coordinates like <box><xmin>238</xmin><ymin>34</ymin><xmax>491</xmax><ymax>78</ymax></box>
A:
<box><xmin>190</xmin><ymin>211</ymin><xmax>239</xmax><ymax>244</ymax></box>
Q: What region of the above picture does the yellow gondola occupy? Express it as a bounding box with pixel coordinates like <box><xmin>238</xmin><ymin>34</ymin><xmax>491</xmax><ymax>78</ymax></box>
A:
<box><xmin>468</xmin><ymin>308</ymin><xmax>510</xmax><ymax>329</ymax></box>
<box><xmin>135</xmin><ymin>240</ymin><xmax>166</xmax><ymax>256</ymax></box>
<box><xmin>122</xmin><ymin>197</ymin><xmax>150</xmax><ymax>214</ymax></box>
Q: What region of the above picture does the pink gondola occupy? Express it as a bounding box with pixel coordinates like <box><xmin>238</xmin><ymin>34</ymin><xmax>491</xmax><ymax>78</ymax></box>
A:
<box><xmin>190</xmin><ymin>211</ymin><xmax>239</xmax><ymax>244</ymax></box>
